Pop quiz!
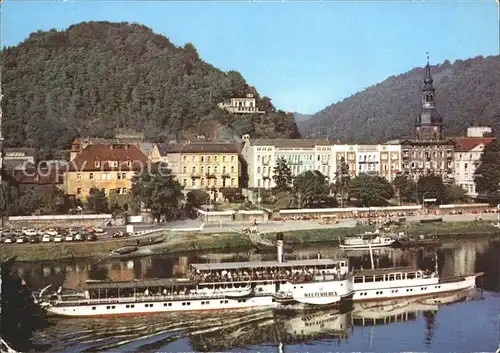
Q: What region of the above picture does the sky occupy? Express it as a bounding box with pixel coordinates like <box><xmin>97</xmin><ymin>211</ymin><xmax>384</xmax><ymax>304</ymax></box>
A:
<box><xmin>1</xmin><ymin>0</ymin><xmax>499</xmax><ymax>114</ymax></box>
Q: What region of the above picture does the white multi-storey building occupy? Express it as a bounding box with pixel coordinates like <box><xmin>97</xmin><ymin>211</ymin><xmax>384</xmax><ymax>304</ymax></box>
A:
<box><xmin>241</xmin><ymin>136</ymin><xmax>402</xmax><ymax>189</ymax></box>
<box><xmin>241</xmin><ymin>136</ymin><xmax>335</xmax><ymax>189</ymax></box>
<box><xmin>451</xmin><ymin>132</ymin><xmax>494</xmax><ymax>198</ymax></box>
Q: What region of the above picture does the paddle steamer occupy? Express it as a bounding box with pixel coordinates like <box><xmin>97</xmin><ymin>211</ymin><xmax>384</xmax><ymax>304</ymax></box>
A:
<box><xmin>40</xmin><ymin>234</ymin><xmax>354</xmax><ymax>317</ymax></box>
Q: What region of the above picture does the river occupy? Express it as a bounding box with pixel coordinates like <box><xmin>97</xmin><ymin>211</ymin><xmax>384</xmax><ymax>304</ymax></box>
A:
<box><xmin>13</xmin><ymin>236</ymin><xmax>500</xmax><ymax>352</ymax></box>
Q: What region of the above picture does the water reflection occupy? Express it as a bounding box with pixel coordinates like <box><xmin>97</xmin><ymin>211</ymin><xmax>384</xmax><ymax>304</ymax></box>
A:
<box><xmin>14</xmin><ymin>237</ymin><xmax>500</xmax><ymax>292</ymax></box>
<box><xmin>30</xmin><ymin>288</ymin><xmax>479</xmax><ymax>353</ymax></box>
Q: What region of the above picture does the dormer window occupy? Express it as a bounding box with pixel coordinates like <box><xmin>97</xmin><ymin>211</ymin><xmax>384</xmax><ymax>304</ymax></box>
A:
<box><xmin>127</xmin><ymin>161</ymin><xmax>132</xmax><ymax>168</ymax></box>
<box><xmin>95</xmin><ymin>160</ymin><xmax>100</xmax><ymax>168</ymax></box>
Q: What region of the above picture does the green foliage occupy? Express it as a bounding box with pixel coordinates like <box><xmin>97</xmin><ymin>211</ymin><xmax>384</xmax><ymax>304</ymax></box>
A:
<box><xmin>272</xmin><ymin>157</ymin><xmax>293</xmax><ymax>192</ymax></box>
<box><xmin>392</xmin><ymin>174</ymin><xmax>416</xmax><ymax>203</ymax></box>
<box><xmin>220</xmin><ymin>187</ymin><xmax>243</xmax><ymax>203</ymax></box>
<box><xmin>86</xmin><ymin>188</ymin><xmax>108</xmax><ymax>213</ymax></box>
<box><xmin>444</xmin><ymin>184</ymin><xmax>469</xmax><ymax>204</ymax></box>
<box><xmin>19</xmin><ymin>186</ymin><xmax>66</xmax><ymax>215</ymax></box>
<box><xmin>2</xmin><ymin>21</ymin><xmax>300</xmax><ymax>153</ymax></box>
<box><xmin>335</xmin><ymin>156</ymin><xmax>351</xmax><ymax>206</ymax></box>
<box><xmin>273</xmin><ymin>190</ymin><xmax>297</xmax><ymax>210</ymax></box>
<box><xmin>348</xmin><ymin>173</ymin><xmax>395</xmax><ymax>207</ymax></box>
<box><xmin>131</xmin><ymin>162</ymin><xmax>184</xmax><ymax>219</ymax></box>
<box><xmin>292</xmin><ymin>170</ymin><xmax>330</xmax><ymax>208</ymax></box>
<box><xmin>186</xmin><ymin>189</ymin><xmax>210</xmax><ymax>208</ymax></box>
<box><xmin>302</xmin><ymin>56</ymin><xmax>500</xmax><ymax>142</ymax></box>
<box><xmin>475</xmin><ymin>139</ymin><xmax>500</xmax><ymax>204</ymax></box>
<box><xmin>108</xmin><ymin>189</ymin><xmax>133</xmax><ymax>214</ymax></box>
<box><xmin>0</xmin><ymin>179</ymin><xmax>20</xmax><ymax>216</ymax></box>
<box><xmin>416</xmin><ymin>175</ymin><xmax>446</xmax><ymax>204</ymax></box>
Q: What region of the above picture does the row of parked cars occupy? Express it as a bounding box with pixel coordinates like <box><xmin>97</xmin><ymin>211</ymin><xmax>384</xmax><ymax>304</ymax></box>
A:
<box><xmin>0</xmin><ymin>227</ymin><xmax>108</xmax><ymax>244</ymax></box>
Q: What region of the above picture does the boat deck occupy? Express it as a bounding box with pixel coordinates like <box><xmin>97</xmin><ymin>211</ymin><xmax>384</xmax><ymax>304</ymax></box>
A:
<box><xmin>190</xmin><ymin>258</ymin><xmax>348</xmax><ymax>272</ymax></box>
<box><xmin>353</xmin><ymin>267</ymin><xmax>415</xmax><ymax>277</ymax></box>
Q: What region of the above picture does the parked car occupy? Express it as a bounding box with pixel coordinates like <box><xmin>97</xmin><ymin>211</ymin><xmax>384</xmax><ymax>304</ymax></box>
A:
<box><xmin>42</xmin><ymin>234</ymin><xmax>51</xmax><ymax>243</ymax></box>
<box><xmin>16</xmin><ymin>237</ymin><xmax>28</xmax><ymax>244</ymax></box>
<box><xmin>3</xmin><ymin>237</ymin><xmax>14</xmax><ymax>244</ymax></box>
<box><xmin>86</xmin><ymin>233</ymin><xmax>97</xmax><ymax>241</ymax></box>
<box><xmin>23</xmin><ymin>229</ymin><xmax>38</xmax><ymax>237</ymax></box>
<box><xmin>65</xmin><ymin>234</ymin><xmax>74</xmax><ymax>242</ymax></box>
<box><xmin>30</xmin><ymin>236</ymin><xmax>40</xmax><ymax>243</ymax></box>
<box><xmin>47</xmin><ymin>229</ymin><xmax>59</xmax><ymax>236</ymax></box>
<box><xmin>74</xmin><ymin>233</ymin><xmax>84</xmax><ymax>241</ymax></box>
<box><xmin>54</xmin><ymin>235</ymin><xmax>63</xmax><ymax>242</ymax></box>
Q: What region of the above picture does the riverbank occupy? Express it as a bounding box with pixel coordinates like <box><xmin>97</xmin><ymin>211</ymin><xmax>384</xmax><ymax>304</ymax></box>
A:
<box><xmin>2</xmin><ymin>220</ymin><xmax>499</xmax><ymax>262</ymax></box>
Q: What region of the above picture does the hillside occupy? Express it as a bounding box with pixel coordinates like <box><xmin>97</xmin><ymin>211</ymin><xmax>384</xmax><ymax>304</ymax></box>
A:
<box><xmin>301</xmin><ymin>55</ymin><xmax>500</xmax><ymax>143</ymax></box>
<box><xmin>2</xmin><ymin>21</ymin><xmax>300</xmax><ymax>156</ymax></box>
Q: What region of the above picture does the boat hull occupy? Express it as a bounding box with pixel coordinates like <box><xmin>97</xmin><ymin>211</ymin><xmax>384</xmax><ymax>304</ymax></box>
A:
<box><xmin>351</xmin><ymin>273</ymin><xmax>482</xmax><ymax>302</ymax></box>
<box><xmin>339</xmin><ymin>242</ymin><xmax>394</xmax><ymax>250</ymax></box>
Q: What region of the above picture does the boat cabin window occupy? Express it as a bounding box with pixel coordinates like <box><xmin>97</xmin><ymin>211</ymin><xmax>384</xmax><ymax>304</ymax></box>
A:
<box><xmin>374</xmin><ymin>275</ymin><xmax>384</xmax><ymax>282</ymax></box>
<box><xmin>407</xmin><ymin>273</ymin><xmax>416</xmax><ymax>280</ymax></box>
<box><xmin>354</xmin><ymin>276</ymin><xmax>364</xmax><ymax>283</ymax></box>
<box><xmin>395</xmin><ymin>273</ymin><xmax>402</xmax><ymax>280</ymax></box>
<box><xmin>364</xmin><ymin>275</ymin><xmax>374</xmax><ymax>283</ymax></box>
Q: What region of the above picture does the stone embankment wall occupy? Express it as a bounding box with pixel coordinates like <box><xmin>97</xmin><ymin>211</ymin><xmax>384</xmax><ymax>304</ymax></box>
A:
<box><xmin>4</xmin><ymin>214</ymin><xmax>125</xmax><ymax>228</ymax></box>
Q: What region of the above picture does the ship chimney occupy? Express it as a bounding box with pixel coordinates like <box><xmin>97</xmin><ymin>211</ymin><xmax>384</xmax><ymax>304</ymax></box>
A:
<box><xmin>276</xmin><ymin>232</ymin><xmax>284</xmax><ymax>263</ymax></box>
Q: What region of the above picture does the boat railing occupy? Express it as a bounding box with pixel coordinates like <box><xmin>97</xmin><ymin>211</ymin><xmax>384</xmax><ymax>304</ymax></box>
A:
<box><xmin>50</xmin><ymin>291</ymin><xmax>259</xmax><ymax>306</ymax></box>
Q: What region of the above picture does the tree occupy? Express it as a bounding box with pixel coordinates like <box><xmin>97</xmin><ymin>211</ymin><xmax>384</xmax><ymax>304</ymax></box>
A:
<box><xmin>392</xmin><ymin>174</ymin><xmax>416</xmax><ymax>204</ymax></box>
<box><xmin>348</xmin><ymin>174</ymin><xmax>395</xmax><ymax>207</ymax></box>
<box><xmin>335</xmin><ymin>156</ymin><xmax>350</xmax><ymax>207</ymax></box>
<box><xmin>444</xmin><ymin>184</ymin><xmax>469</xmax><ymax>204</ymax></box>
<box><xmin>272</xmin><ymin>157</ymin><xmax>292</xmax><ymax>192</ymax></box>
<box><xmin>108</xmin><ymin>189</ymin><xmax>133</xmax><ymax>214</ymax></box>
<box><xmin>131</xmin><ymin>162</ymin><xmax>184</xmax><ymax>220</ymax></box>
<box><xmin>292</xmin><ymin>170</ymin><xmax>330</xmax><ymax>208</ymax></box>
<box><xmin>273</xmin><ymin>190</ymin><xmax>297</xmax><ymax>210</ymax></box>
<box><xmin>475</xmin><ymin>139</ymin><xmax>500</xmax><ymax>205</ymax></box>
<box><xmin>0</xmin><ymin>179</ymin><xmax>20</xmax><ymax>216</ymax></box>
<box><xmin>86</xmin><ymin>188</ymin><xmax>108</xmax><ymax>213</ymax></box>
<box><xmin>18</xmin><ymin>186</ymin><xmax>66</xmax><ymax>215</ymax></box>
<box><xmin>186</xmin><ymin>189</ymin><xmax>210</xmax><ymax>209</ymax></box>
<box><xmin>220</xmin><ymin>187</ymin><xmax>243</xmax><ymax>203</ymax></box>
<box><xmin>416</xmin><ymin>175</ymin><xmax>446</xmax><ymax>204</ymax></box>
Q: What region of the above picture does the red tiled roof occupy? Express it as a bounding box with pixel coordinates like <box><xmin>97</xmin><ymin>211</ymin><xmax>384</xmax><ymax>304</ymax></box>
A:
<box><xmin>450</xmin><ymin>137</ymin><xmax>495</xmax><ymax>152</ymax></box>
<box><xmin>70</xmin><ymin>144</ymin><xmax>149</xmax><ymax>172</ymax></box>
<box><xmin>10</xmin><ymin>169</ymin><xmax>63</xmax><ymax>185</ymax></box>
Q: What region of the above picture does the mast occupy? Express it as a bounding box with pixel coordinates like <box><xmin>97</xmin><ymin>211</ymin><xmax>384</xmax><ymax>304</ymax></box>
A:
<box><xmin>434</xmin><ymin>252</ymin><xmax>439</xmax><ymax>274</ymax></box>
<box><xmin>369</xmin><ymin>243</ymin><xmax>375</xmax><ymax>270</ymax></box>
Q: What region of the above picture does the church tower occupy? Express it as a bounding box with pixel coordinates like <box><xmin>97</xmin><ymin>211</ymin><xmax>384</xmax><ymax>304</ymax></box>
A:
<box><xmin>415</xmin><ymin>55</ymin><xmax>443</xmax><ymax>141</ymax></box>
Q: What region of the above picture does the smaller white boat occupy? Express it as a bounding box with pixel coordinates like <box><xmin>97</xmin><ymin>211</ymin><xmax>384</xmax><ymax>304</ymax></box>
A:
<box><xmin>339</xmin><ymin>230</ymin><xmax>395</xmax><ymax>250</ymax></box>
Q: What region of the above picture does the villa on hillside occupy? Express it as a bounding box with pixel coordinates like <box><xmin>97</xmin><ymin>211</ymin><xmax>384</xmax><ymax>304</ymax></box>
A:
<box><xmin>217</xmin><ymin>94</ymin><xmax>266</xmax><ymax>115</ymax></box>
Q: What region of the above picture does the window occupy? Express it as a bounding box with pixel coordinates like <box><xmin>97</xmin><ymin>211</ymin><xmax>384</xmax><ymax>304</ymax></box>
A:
<box><xmin>121</xmin><ymin>172</ymin><xmax>126</xmax><ymax>179</ymax></box>
<box><xmin>117</xmin><ymin>173</ymin><xmax>122</xmax><ymax>179</ymax></box>
<box><xmin>231</xmin><ymin>156</ymin><xmax>235</xmax><ymax>162</ymax></box>
<box><xmin>207</xmin><ymin>166</ymin><xmax>211</xmax><ymax>174</ymax></box>
<box><xmin>201</xmin><ymin>166</ymin><xmax>205</xmax><ymax>173</ymax></box>
<box><xmin>192</xmin><ymin>156</ymin><xmax>196</xmax><ymax>162</ymax></box>
<box><xmin>201</xmin><ymin>156</ymin><xmax>205</xmax><ymax>162</ymax></box>
<box><xmin>183</xmin><ymin>156</ymin><xmax>187</xmax><ymax>161</ymax></box>
<box><xmin>77</xmin><ymin>188</ymin><xmax>82</xmax><ymax>195</ymax></box>
<box><xmin>223</xmin><ymin>156</ymin><xmax>226</xmax><ymax>162</ymax></box>
<box><xmin>183</xmin><ymin>166</ymin><xmax>187</xmax><ymax>173</ymax></box>
<box><xmin>95</xmin><ymin>160</ymin><xmax>100</xmax><ymax>168</ymax></box>
<box><xmin>126</xmin><ymin>161</ymin><xmax>131</xmax><ymax>168</ymax></box>
<box><xmin>231</xmin><ymin>178</ymin><xmax>235</xmax><ymax>186</ymax></box>
<box><xmin>208</xmin><ymin>156</ymin><xmax>212</xmax><ymax>162</ymax></box>
<box><xmin>201</xmin><ymin>178</ymin><xmax>205</xmax><ymax>186</ymax></box>
<box><xmin>183</xmin><ymin>179</ymin><xmax>187</xmax><ymax>186</ymax></box>
<box><xmin>192</xmin><ymin>166</ymin><xmax>196</xmax><ymax>173</ymax></box>
<box><xmin>257</xmin><ymin>167</ymin><xmax>261</xmax><ymax>174</ymax></box>
<box><xmin>222</xmin><ymin>166</ymin><xmax>226</xmax><ymax>173</ymax></box>
<box><xmin>231</xmin><ymin>166</ymin><xmax>235</xmax><ymax>173</ymax></box>
<box><xmin>214</xmin><ymin>156</ymin><xmax>218</xmax><ymax>162</ymax></box>
<box><xmin>214</xmin><ymin>166</ymin><xmax>218</xmax><ymax>173</ymax></box>
<box><xmin>89</xmin><ymin>173</ymin><xmax>94</xmax><ymax>180</ymax></box>
<box><xmin>77</xmin><ymin>173</ymin><xmax>82</xmax><ymax>181</ymax></box>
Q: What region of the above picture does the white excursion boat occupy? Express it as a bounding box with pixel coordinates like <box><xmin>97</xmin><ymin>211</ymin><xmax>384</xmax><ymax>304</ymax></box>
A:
<box><xmin>350</xmin><ymin>247</ymin><xmax>483</xmax><ymax>302</ymax></box>
<box><xmin>339</xmin><ymin>230</ymin><xmax>395</xmax><ymax>250</ymax></box>
<box><xmin>39</xmin><ymin>234</ymin><xmax>354</xmax><ymax>317</ymax></box>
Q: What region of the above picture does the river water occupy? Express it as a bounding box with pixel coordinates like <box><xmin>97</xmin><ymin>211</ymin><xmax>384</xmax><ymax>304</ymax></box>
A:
<box><xmin>13</xmin><ymin>236</ymin><xmax>500</xmax><ymax>353</ymax></box>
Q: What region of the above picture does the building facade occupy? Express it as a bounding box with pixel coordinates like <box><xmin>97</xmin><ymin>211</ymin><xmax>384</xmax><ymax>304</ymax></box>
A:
<box><xmin>217</xmin><ymin>94</ymin><xmax>265</xmax><ymax>115</ymax></box>
<box><xmin>160</xmin><ymin>142</ymin><xmax>241</xmax><ymax>201</ymax></box>
<box><xmin>65</xmin><ymin>142</ymin><xmax>149</xmax><ymax>200</ymax></box>
<box><xmin>451</xmin><ymin>131</ymin><xmax>494</xmax><ymax>197</ymax></box>
<box><xmin>401</xmin><ymin>57</ymin><xmax>455</xmax><ymax>182</ymax></box>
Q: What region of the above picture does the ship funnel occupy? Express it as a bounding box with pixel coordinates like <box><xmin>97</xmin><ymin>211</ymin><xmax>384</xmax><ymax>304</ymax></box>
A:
<box><xmin>276</xmin><ymin>232</ymin><xmax>284</xmax><ymax>263</ymax></box>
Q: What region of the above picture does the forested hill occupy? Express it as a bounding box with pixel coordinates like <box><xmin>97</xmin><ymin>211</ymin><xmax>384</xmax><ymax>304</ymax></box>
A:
<box><xmin>2</xmin><ymin>21</ymin><xmax>300</xmax><ymax>155</ymax></box>
<box><xmin>301</xmin><ymin>55</ymin><xmax>500</xmax><ymax>143</ymax></box>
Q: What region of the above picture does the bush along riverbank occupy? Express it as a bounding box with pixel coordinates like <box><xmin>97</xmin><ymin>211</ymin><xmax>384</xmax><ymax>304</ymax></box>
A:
<box><xmin>2</xmin><ymin>220</ymin><xmax>499</xmax><ymax>261</ymax></box>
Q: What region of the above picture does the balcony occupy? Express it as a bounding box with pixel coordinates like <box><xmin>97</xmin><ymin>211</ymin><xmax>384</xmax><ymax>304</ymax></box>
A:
<box><xmin>263</xmin><ymin>175</ymin><xmax>271</xmax><ymax>180</ymax></box>
<box><xmin>190</xmin><ymin>173</ymin><xmax>201</xmax><ymax>179</ymax></box>
<box><xmin>289</xmin><ymin>161</ymin><xmax>303</xmax><ymax>165</ymax></box>
<box><xmin>206</xmin><ymin>173</ymin><xmax>216</xmax><ymax>179</ymax></box>
<box><xmin>221</xmin><ymin>173</ymin><xmax>231</xmax><ymax>179</ymax></box>
<box><xmin>261</xmin><ymin>160</ymin><xmax>270</xmax><ymax>166</ymax></box>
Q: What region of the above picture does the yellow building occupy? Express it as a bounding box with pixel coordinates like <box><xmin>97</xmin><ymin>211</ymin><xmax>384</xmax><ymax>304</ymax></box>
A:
<box><xmin>158</xmin><ymin>142</ymin><xmax>241</xmax><ymax>201</ymax></box>
<box><xmin>65</xmin><ymin>141</ymin><xmax>150</xmax><ymax>200</ymax></box>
